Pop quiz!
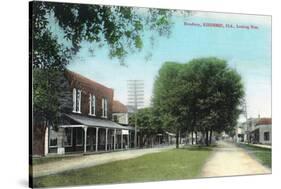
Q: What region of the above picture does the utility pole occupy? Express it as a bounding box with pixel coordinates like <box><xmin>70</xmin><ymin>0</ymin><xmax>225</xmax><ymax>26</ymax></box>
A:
<box><xmin>127</xmin><ymin>80</ymin><xmax>144</xmax><ymax>148</ymax></box>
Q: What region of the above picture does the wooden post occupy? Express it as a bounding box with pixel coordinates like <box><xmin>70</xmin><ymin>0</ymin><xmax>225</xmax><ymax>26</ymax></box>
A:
<box><xmin>127</xmin><ymin>131</ymin><xmax>130</xmax><ymax>148</ymax></box>
<box><xmin>121</xmin><ymin>130</ymin><xmax>123</xmax><ymax>149</ymax></box>
<box><xmin>105</xmin><ymin>128</ymin><xmax>108</xmax><ymax>151</ymax></box>
<box><xmin>114</xmin><ymin>129</ymin><xmax>116</xmax><ymax>150</ymax></box>
<box><xmin>84</xmin><ymin>127</ymin><xmax>88</xmax><ymax>153</ymax></box>
<box><xmin>95</xmin><ymin>127</ymin><xmax>99</xmax><ymax>152</ymax></box>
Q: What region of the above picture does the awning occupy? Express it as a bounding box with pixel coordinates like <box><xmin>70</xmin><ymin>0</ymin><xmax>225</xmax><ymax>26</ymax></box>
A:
<box><xmin>165</xmin><ymin>131</ymin><xmax>176</xmax><ymax>136</ymax></box>
<box><xmin>62</xmin><ymin>114</ymin><xmax>135</xmax><ymax>130</ymax></box>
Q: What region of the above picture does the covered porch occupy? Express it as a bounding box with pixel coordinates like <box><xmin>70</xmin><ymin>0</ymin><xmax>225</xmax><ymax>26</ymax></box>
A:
<box><xmin>48</xmin><ymin>114</ymin><xmax>135</xmax><ymax>155</ymax></box>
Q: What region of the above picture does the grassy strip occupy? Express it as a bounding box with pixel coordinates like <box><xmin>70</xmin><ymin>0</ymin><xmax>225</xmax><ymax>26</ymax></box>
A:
<box><xmin>237</xmin><ymin>143</ymin><xmax>271</xmax><ymax>168</ymax></box>
<box><xmin>33</xmin><ymin>148</ymin><xmax>212</xmax><ymax>187</ymax></box>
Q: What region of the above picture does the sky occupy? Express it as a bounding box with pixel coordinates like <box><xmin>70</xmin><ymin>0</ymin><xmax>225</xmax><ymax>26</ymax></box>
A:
<box><xmin>60</xmin><ymin>10</ymin><xmax>271</xmax><ymax>121</ymax></box>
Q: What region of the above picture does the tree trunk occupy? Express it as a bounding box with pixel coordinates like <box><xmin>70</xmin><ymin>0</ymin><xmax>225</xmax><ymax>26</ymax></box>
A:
<box><xmin>191</xmin><ymin>131</ymin><xmax>194</xmax><ymax>145</ymax></box>
<box><xmin>209</xmin><ymin>130</ymin><xmax>212</xmax><ymax>145</ymax></box>
<box><xmin>195</xmin><ymin>131</ymin><xmax>198</xmax><ymax>144</ymax></box>
<box><xmin>176</xmin><ymin>129</ymin><xmax>179</xmax><ymax>148</ymax></box>
<box><xmin>179</xmin><ymin>130</ymin><xmax>181</xmax><ymax>145</ymax></box>
<box><xmin>205</xmin><ymin>130</ymin><xmax>209</xmax><ymax>146</ymax></box>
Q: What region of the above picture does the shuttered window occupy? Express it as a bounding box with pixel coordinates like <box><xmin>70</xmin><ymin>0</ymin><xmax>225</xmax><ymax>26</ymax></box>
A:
<box><xmin>73</xmin><ymin>88</ymin><xmax>82</xmax><ymax>113</ymax></box>
<box><xmin>89</xmin><ymin>94</ymin><xmax>96</xmax><ymax>116</ymax></box>
<box><xmin>102</xmin><ymin>98</ymin><xmax>108</xmax><ymax>118</ymax></box>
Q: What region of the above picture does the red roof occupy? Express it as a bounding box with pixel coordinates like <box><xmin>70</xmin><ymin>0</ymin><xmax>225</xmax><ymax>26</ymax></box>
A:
<box><xmin>65</xmin><ymin>69</ymin><xmax>114</xmax><ymax>97</ymax></box>
<box><xmin>112</xmin><ymin>100</ymin><xmax>128</xmax><ymax>113</ymax></box>
<box><xmin>255</xmin><ymin>118</ymin><xmax>272</xmax><ymax>126</ymax></box>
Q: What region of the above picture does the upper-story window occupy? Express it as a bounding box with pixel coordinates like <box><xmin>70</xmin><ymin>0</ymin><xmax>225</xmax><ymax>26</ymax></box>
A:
<box><xmin>73</xmin><ymin>88</ymin><xmax>81</xmax><ymax>113</ymax></box>
<box><xmin>102</xmin><ymin>98</ymin><xmax>108</xmax><ymax>118</ymax></box>
<box><xmin>89</xmin><ymin>94</ymin><xmax>96</xmax><ymax>116</ymax></box>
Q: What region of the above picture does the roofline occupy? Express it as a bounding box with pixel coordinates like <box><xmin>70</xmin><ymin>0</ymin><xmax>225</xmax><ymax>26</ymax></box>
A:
<box><xmin>65</xmin><ymin>69</ymin><xmax>114</xmax><ymax>92</ymax></box>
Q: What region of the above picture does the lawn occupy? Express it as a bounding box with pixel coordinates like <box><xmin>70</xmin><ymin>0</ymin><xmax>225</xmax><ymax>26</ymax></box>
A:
<box><xmin>237</xmin><ymin>143</ymin><xmax>272</xmax><ymax>168</ymax></box>
<box><xmin>33</xmin><ymin>147</ymin><xmax>212</xmax><ymax>187</ymax></box>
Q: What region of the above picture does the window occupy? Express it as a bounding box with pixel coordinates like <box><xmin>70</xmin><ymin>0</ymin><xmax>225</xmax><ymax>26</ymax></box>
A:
<box><xmin>76</xmin><ymin>128</ymin><xmax>83</xmax><ymax>146</ymax></box>
<box><xmin>113</xmin><ymin>115</ymin><xmax>118</xmax><ymax>122</ymax></box>
<box><xmin>73</xmin><ymin>88</ymin><xmax>81</xmax><ymax>113</ymax></box>
<box><xmin>102</xmin><ymin>98</ymin><xmax>108</xmax><ymax>118</ymax></box>
<box><xmin>89</xmin><ymin>94</ymin><xmax>96</xmax><ymax>116</ymax></box>
<box><xmin>64</xmin><ymin>128</ymin><xmax>73</xmax><ymax>147</ymax></box>
<box><xmin>72</xmin><ymin>88</ymin><xmax>76</xmax><ymax>112</ymax></box>
<box><xmin>49</xmin><ymin>129</ymin><xmax>58</xmax><ymax>147</ymax></box>
<box><xmin>264</xmin><ymin>132</ymin><xmax>270</xmax><ymax>141</ymax></box>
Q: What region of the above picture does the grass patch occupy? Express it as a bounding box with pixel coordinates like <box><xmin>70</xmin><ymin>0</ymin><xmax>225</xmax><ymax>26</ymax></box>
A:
<box><xmin>33</xmin><ymin>148</ymin><xmax>212</xmax><ymax>187</ymax></box>
<box><xmin>237</xmin><ymin>143</ymin><xmax>271</xmax><ymax>168</ymax></box>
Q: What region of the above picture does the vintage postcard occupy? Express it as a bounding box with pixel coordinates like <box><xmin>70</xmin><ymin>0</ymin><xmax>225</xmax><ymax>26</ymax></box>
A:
<box><xmin>29</xmin><ymin>1</ymin><xmax>271</xmax><ymax>188</ymax></box>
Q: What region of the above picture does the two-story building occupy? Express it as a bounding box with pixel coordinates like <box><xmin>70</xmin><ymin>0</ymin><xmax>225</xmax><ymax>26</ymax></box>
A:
<box><xmin>43</xmin><ymin>70</ymin><xmax>135</xmax><ymax>155</ymax></box>
<box><xmin>235</xmin><ymin>117</ymin><xmax>272</xmax><ymax>145</ymax></box>
<box><xmin>252</xmin><ymin>118</ymin><xmax>271</xmax><ymax>145</ymax></box>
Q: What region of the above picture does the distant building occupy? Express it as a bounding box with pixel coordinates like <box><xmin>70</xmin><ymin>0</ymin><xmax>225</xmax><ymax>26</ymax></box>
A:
<box><xmin>112</xmin><ymin>100</ymin><xmax>129</xmax><ymax>125</ymax></box>
<box><xmin>235</xmin><ymin>122</ymin><xmax>245</xmax><ymax>142</ymax></box>
<box><xmin>236</xmin><ymin>117</ymin><xmax>271</xmax><ymax>145</ymax></box>
<box><xmin>252</xmin><ymin>118</ymin><xmax>271</xmax><ymax>145</ymax></box>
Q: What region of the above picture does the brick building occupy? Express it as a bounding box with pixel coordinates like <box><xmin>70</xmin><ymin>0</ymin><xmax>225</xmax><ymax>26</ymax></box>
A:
<box><xmin>33</xmin><ymin>70</ymin><xmax>135</xmax><ymax>156</ymax></box>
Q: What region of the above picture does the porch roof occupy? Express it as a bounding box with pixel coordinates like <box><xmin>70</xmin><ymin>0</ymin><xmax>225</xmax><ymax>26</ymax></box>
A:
<box><xmin>63</xmin><ymin>114</ymin><xmax>135</xmax><ymax>130</ymax></box>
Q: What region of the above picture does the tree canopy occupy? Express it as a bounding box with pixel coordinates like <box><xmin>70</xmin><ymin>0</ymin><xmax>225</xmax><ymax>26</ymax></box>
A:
<box><xmin>129</xmin><ymin>107</ymin><xmax>163</xmax><ymax>147</ymax></box>
<box><xmin>31</xmin><ymin>1</ymin><xmax>182</xmax><ymax>68</ymax></box>
<box><xmin>152</xmin><ymin>57</ymin><xmax>245</xmax><ymax>146</ymax></box>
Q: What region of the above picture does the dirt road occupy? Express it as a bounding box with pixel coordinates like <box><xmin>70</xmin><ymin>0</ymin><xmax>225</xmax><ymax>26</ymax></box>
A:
<box><xmin>200</xmin><ymin>141</ymin><xmax>271</xmax><ymax>177</ymax></box>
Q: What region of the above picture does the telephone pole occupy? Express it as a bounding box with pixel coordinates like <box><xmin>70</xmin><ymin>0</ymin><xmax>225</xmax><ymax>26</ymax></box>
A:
<box><xmin>127</xmin><ymin>80</ymin><xmax>144</xmax><ymax>148</ymax></box>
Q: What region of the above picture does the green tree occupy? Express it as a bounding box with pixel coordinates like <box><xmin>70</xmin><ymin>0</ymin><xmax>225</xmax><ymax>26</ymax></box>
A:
<box><xmin>33</xmin><ymin>68</ymin><xmax>72</xmax><ymax>130</ymax></box>
<box><xmin>31</xmin><ymin>1</ymin><xmax>181</xmax><ymax>68</ymax></box>
<box><xmin>152</xmin><ymin>57</ymin><xmax>245</xmax><ymax>146</ymax></box>
<box><xmin>152</xmin><ymin>62</ymin><xmax>187</xmax><ymax>148</ymax></box>
<box><xmin>182</xmin><ymin>58</ymin><xmax>245</xmax><ymax>145</ymax></box>
<box><xmin>129</xmin><ymin>108</ymin><xmax>163</xmax><ymax>147</ymax></box>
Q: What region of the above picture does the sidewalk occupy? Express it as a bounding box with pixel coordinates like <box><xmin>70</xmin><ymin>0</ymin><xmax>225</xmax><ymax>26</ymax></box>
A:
<box><xmin>240</xmin><ymin>142</ymin><xmax>272</xmax><ymax>149</ymax></box>
<box><xmin>31</xmin><ymin>145</ymin><xmax>174</xmax><ymax>178</ymax></box>
<box><xmin>200</xmin><ymin>141</ymin><xmax>271</xmax><ymax>177</ymax></box>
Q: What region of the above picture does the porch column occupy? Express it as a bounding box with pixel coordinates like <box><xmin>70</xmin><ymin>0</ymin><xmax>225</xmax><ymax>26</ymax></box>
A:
<box><xmin>127</xmin><ymin>130</ymin><xmax>130</xmax><ymax>148</ymax></box>
<box><xmin>84</xmin><ymin>126</ymin><xmax>88</xmax><ymax>153</ymax></box>
<box><xmin>105</xmin><ymin>128</ymin><xmax>108</xmax><ymax>151</ymax></box>
<box><xmin>121</xmin><ymin>129</ymin><xmax>123</xmax><ymax>149</ymax></box>
<box><xmin>96</xmin><ymin>127</ymin><xmax>99</xmax><ymax>152</ymax></box>
<box><xmin>114</xmin><ymin>129</ymin><xmax>116</xmax><ymax>150</ymax></box>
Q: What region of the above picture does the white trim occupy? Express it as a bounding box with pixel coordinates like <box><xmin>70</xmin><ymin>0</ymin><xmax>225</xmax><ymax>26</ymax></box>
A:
<box><xmin>44</xmin><ymin>127</ymin><xmax>49</xmax><ymax>155</ymax></box>
<box><xmin>102</xmin><ymin>98</ymin><xmax>105</xmax><ymax>117</ymax></box>
<box><xmin>92</xmin><ymin>95</ymin><xmax>96</xmax><ymax>116</ymax></box>
<box><xmin>102</xmin><ymin>98</ymin><xmax>108</xmax><ymax>118</ymax></box>
<box><xmin>89</xmin><ymin>94</ymin><xmax>96</xmax><ymax>116</ymax></box>
<box><xmin>60</xmin><ymin>124</ymin><xmax>86</xmax><ymax>128</ymax></box>
<box><xmin>104</xmin><ymin>99</ymin><xmax>108</xmax><ymax>118</ymax></box>
<box><xmin>89</xmin><ymin>94</ymin><xmax>92</xmax><ymax>115</ymax></box>
<box><xmin>72</xmin><ymin>88</ymin><xmax>77</xmax><ymax>113</ymax></box>
<box><xmin>77</xmin><ymin>89</ymin><xmax>82</xmax><ymax>113</ymax></box>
